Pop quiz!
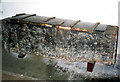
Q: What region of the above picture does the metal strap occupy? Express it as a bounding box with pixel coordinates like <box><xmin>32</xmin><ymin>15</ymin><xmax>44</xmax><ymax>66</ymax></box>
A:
<box><xmin>56</xmin><ymin>21</ymin><xmax>64</xmax><ymax>26</ymax></box>
<box><xmin>20</xmin><ymin>14</ymin><xmax>36</xmax><ymax>20</ymax></box>
<box><xmin>43</xmin><ymin>17</ymin><xmax>56</xmax><ymax>22</ymax></box>
<box><xmin>70</xmin><ymin>20</ymin><xmax>81</xmax><ymax>28</ymax></box>
<box><xmin>16</xmin><ymin>13</ymin><xmax>26</xmax><ymax>16</ymax></box>
<box><xmin>93</xmin><ymin>22</ymin><xmax>100</xmax><ymax>30</ymax></box>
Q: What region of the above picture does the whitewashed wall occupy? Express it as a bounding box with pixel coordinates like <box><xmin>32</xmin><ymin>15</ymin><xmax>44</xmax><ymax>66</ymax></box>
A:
<box><xmin>1</xmin><ymin>0</ymin><xmax>120</xmax><ymax>25</ymax></box>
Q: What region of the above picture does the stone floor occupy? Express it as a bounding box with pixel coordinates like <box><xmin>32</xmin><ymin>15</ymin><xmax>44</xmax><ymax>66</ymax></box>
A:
<box><xmin>2</xmin><ymin>48</ymin><xmax>120</xmax><ymax>80</ymax></box>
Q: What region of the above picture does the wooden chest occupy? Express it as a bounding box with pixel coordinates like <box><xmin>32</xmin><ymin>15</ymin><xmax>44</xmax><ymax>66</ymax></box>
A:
<box><xmin>2</xmin><ymin>13</ymin><xmax>119</xmax><ymax>72</ymax></box>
